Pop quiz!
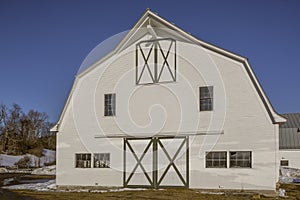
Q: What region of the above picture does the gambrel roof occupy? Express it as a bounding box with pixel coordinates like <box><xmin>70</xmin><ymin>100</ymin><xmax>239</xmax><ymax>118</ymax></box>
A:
<box><xmin>51</xmin><ymin>9</ymin><xmax>285</xmax><ymax>132</ymax></box>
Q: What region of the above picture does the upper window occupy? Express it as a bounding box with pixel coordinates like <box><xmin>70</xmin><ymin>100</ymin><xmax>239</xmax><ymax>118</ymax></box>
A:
<box><xmin>136</xmin><ymin>38</ymin><xmax>176</xmax><ymax>84</ymax></box>
<box><xmin>75</xmin><ymin>153</ymin><xmax>91</xmax><ymax>168</ymax></box>
<box><xmin>206</xmin><ymin>151</ymin><xmax>227</xmax><ymax>168</ymax></box>
<box><xmin>199</xmin><ymin>86</ymin><xmax>213</xmax><ymax>111</ymax></box>
<box><xmin>104</xmin><ymin>93</ymin><xmax>116</xmax><ymax>116</ymax></box>
<box><xmin>94</xmin><ymin>153</ymin><xmax>110</xmax><ymax>168</ymax></box>
<box><xmin>230</xmin><ymin>151</ymin><xmax>252</xmax><ymax>168</ymax></box>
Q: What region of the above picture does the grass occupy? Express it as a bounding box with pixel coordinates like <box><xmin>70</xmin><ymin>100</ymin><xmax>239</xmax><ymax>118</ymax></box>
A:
<box><xmin>1</xmin><ymin>173</ymin><xmax>299</xmax><ymax>200</ymax></box>
<box><xmin>9</xmin><ymin>189</ymin><xmax>251</xmax><ymax>200</ymax></box>
<box><xmin>279</xmin><ymin>183</ymin><xmax>300</xmax><ymax>199</ymax></box>
<box><xmin>20</xmin><ymin>175</ymin><xmax>55</xmax><ymax>180</ymax></box>
<box><xmin>9</xmin><ymin>188</ymin><xmax>289</xmax><ymax>200</ymax></box>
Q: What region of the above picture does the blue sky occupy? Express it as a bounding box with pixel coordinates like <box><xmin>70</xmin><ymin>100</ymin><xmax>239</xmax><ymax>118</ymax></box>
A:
<box><xmin>0</xmin><ymin>0</ymin><xmax>299</xmax><ymax>122</ymax></box>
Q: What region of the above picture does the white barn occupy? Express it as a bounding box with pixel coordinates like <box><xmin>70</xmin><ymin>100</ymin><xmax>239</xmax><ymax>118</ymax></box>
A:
<box><xmin>53</xmin><ymin>10</ymin><xmax>286</xmax><ymax>191</ymax></box>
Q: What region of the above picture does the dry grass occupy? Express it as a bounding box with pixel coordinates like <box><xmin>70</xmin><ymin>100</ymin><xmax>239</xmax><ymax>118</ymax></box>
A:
<box><xmin>279</xmin><ymin>183</ymin><xmax>300</xmax><ymax>199</ymax></box>
<box><xmin>1</xmin><ymin>176</ymin><xmax>299</xmax><ymax>200</ymax></box>
<box><xmin>21</xmin><ymin>175</ymin><xmax>55</xmax><ymax>180</ymax></box>
<box><xmin>10</xmin><ymin>188</ymin><xmax>282</xmax><ymax>200</ymax></box>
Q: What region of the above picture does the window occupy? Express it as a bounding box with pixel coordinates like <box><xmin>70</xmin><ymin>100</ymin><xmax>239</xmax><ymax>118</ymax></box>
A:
<box><xmin>206</xmin><ymin>151</ymin><xmax>227</xmax><ymax>168</ymax></box>
<box><xmin>94</xmin><ymin>153</ymin><xmax>110</xmax><ymax>168</ymax></box>
<box><xmin>230</xmin><ymin>151</ymin><xmax>252</xmax><ymax>168</ymax></box>
<box><xmin>280</xmin><ymin>160</ymin><xmax>289</xmax><ymax>167</ymax></box>
<box><xmin>75</xmin><ymin>153</ymin><xmax>91</xmax><ymax>168</ymax></box>
<box><xmin>199</xmin><ymin>86</ymin><xmax>213</xmax><ymax>111</ymax></box>
<box><xmin>136</xmin><ymin>38</ymin><xmax>176</xmax><ymax>85</ymax></box>
<box><xmin>104</xmin><ymin>93</ymin><xmax>116</xmax><ymax>116</ymax></box>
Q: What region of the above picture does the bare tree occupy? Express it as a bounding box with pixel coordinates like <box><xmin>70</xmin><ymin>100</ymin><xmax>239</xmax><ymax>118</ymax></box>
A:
<box><xmin>0</xmin><ymin>104</ymin><xmax>8</xmax><ymax>152</ymax></box>
<box><xmin>0</xmin><ymin>103</ymin><xmax>55</xmax><ymax>155</ymax></box>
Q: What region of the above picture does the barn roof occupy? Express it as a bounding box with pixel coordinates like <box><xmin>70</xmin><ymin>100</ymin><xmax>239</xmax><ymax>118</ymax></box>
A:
<box><xmin>52</xmin><ymin>9</ymin><xmax>286</xmax><ymax>132</ymax></box>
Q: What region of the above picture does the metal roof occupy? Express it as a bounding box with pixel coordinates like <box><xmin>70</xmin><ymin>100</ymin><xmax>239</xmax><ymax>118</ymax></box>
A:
<box><xmin>280</xmin><ymin>113</ymin><xmax>300</xmax><ymax>128</ymax></box>
<box><xmin>279</xmin><ymin>113</ymin><xmax>300</xmax><ymax>149</ymax></box>
<box><xmin>279</xmin><ymin>128</ymin><xmax>300</xmax><ymax>150</ymax></box>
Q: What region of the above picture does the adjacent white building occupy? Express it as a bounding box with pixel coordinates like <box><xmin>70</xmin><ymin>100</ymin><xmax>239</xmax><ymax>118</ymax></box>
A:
<box><xmin>53</xmin><ymin>10</ymin><xmax>287</xmax><ymax>191</ymax></box>
<box><xmin>278</xmin><ymin>113</ymin><xmax>300</xmax><ymax>169</ymax></box>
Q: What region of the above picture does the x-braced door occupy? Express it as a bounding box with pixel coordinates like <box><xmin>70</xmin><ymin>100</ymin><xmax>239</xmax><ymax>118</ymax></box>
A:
<box><xmin>123</xmin><ymin>136</ymin><xmax>189</xmax><ymax>188</ymax></box>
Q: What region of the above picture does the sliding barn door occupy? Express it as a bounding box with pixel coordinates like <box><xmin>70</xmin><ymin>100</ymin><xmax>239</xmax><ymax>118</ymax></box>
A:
<box><xmin>124</xmin><ymin>136</ymin><xmax>189</xmax><ymax>188</ymax></box>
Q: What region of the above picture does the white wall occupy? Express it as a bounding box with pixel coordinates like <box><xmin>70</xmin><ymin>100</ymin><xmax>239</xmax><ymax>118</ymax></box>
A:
<box><xmin>56</xmin><ymin>31</ymin><xmax>279</xmax><ymax>190</ymax></box>
<box><xmin>56</xmin><ymin>105</ymin><xmax>123</xmax><ymax>187</ymax></box>
<box><xmin>278</xmin><ymin>150</ymin><xmax>300</xmax><ymax>169</ymax></box>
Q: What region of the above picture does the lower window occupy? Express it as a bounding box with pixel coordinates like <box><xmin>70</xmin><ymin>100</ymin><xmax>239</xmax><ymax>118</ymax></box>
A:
<box><xmin>230</xmin><ymin>151</ymin><xmax>252</xmax><ymax>168</ymax></box>
<box><xmin>280</xmin><ymin>160</ymin><xmax>289</xmax><ymax>167</ymax></box>
<box><xmin>206</xmin><ymin>151</ymin><xmax>227</xmax><ymax>168</ymax></box>
<box><xmin>94</xmin><ymin>153</ymin><xmax>110</xmax><ymax>168</ymax></box>
<box><xmin>75</xmin><ymin>153</ymin><xmax>91</xmax><ymax>168</ymax></box>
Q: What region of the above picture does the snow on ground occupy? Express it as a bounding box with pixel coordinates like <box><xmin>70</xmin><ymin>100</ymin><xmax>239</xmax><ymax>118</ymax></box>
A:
<box><xmin>0</xmin><ymin>154</ymin><xmax>27</xmax><ymax>167</ymax></box>
<box><xmin>2</xmin><ymin>178</ymin><xmax>14</xmax><ymax>186</ymax></box>
<box><xmin>32</xmin><ymin>165</ymin><xmax>56</xmax><ymax>175</ymax></box>
<box><xmin>41</xmin><ymin>149</ymin><xmax>56</xmax><ymax>165</ymax></box>
<box><xmin>199</xmin><ymin>191</ymin><xmax>224</xmax><ymax>195</ymax></box>
<box><xmin>280</xmin><ymin>167</ymin><xmax>300</xmax><ymax>183</ymax></box>
<box><xmin>2</xmin><ymin>165</ymin><xmax>145</xmax><ymax>193</ymax></box>
<box><xmin>3</xmin><ymin>179</ymin><xmax>56</xmax><ymax>191</ymax></box>
<box><xmin>0</xmin><ymin>149</ymin><xmax>56</xmax><ymax>168</ymax></box>
<box><xmin>2</xmin><ymin>165</ymin><xmax>299</xmax><ymax>193</ymax></box>
<box><xmin>3</xmin><ymin>179</ymin><xmax>147</xmax><ymax>193</ymax></box>
<box><xmin>93</xmin><ymin>188</ymin><xmax>147</xmax><ymax>193</ymax></box>
<box><xmin>0</xmin><ymin>167</ymin><xmax>8</xmax><ymax>173</ymax></box>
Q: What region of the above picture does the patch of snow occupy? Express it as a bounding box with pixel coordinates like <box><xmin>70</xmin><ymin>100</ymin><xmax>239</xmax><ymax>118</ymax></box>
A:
<box><xmin>0</xmin><ymin>167</ymin><xmax>8</xmax><ymax>173</ymax></box>
<box><xmin>32</xmin><ymin>165</ymin><xmax>56</xmax><ymax>175</ymax></box>
<box><xmin>3</xmin><ymin>179</ymin><xmax>56</xmax><ymax>191</ymax></box>
<box><xmin>0</xmin><ymin>149</ymin><xmax>55</xmax><ymax>168</ymax></box>
<box><xmin>87</xmin><ymin>188</ymin><xmax>147</xmax><ymax>193</ymax></box>
<box><xmin>280</xmin><ymin>167</ymin><xmax>300</xmax><ymax>183</ymax></box>
<box><xmin>200</xmin><ymin>191</ymin><xmax>224</xmax><ymax>195</ymax></box>
<box><xmin>278</xmin><ymin>188</ymin><xmax>286</xmax><ymax>197</ymax></box>
<box><xmin>47</xmin><ymin>182</ymin><xmax>57</xmax><ymax>190</ymax></box>
<box><xmin>7</xmin><ymin>169</ymin><xmax>32</xmax><ymax>173</ymax></box>
<box><xmin>279</xmin><ymin>176</ymin><xmax>294</xmax><ymax>183</ymax></box>
<box><xmin>0</xmin><ymin>154</ymin><xmax>24</xmax><ymax>167</ymax></box>
<box><xmin>53</xmin><ymin>187</ymin><xmax>148</xmax><ymax>193</ymax></box>
<box><xmin>281</xmin><ymin>167</ymin><xmax>300</xmax><ymax>177</ymax></box>
<box><xmin>41</xmin><ymin>149</ymin><xmax>56</xmax><ymax>165</ymax></box>
<box><xmin>108</xmin><ymin>188</ymin><xmax>146</xmax><ymax>192</ymax></box>
<box><xmin>3</xmin><ymin>179</ymin><xmax>148</xmax><ymax>193</ymax></box>
<box><xmin>2</xmin><ymin>178</ymin><xmax>14</xmax><ymax>186</ymax></box>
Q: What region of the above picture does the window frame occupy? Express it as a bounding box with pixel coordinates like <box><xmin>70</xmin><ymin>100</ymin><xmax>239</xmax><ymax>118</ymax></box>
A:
<box><xmin>280</xmin><ymin>160</ymin><xmax>289</xmax><ymax>167</ymax></box>
<box><xmin>199</xmin><ymin>86</ymin><xmax>213</xmax><ymax>111</ymax></box>
<box><xmin>205</xmin><ymin>151</ymin><xmax>227</xmax><ymax>168</ymax></box>
<box><xmin>136</xmin><ymin>38</ymin><xmax>176</xmax><ymax>85</ymax></box>
<box><xmin>94</xmin><ymin>153</ymin><xmax>110</xmax><ymax>168</ymax></box>
<box><xmin>229</xmin><ymin>151</ymin><xmax>252</xmax><ymax>168</ymax></box>
<box><xmin>75</xmin><ymin>153</ymin><xmax>92</xmax><ymax>168</ymax></box>
<box><xmin>104</xmin><ymin>93</ymin><xmax>116</xmax><ymax>116</ymax></box>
